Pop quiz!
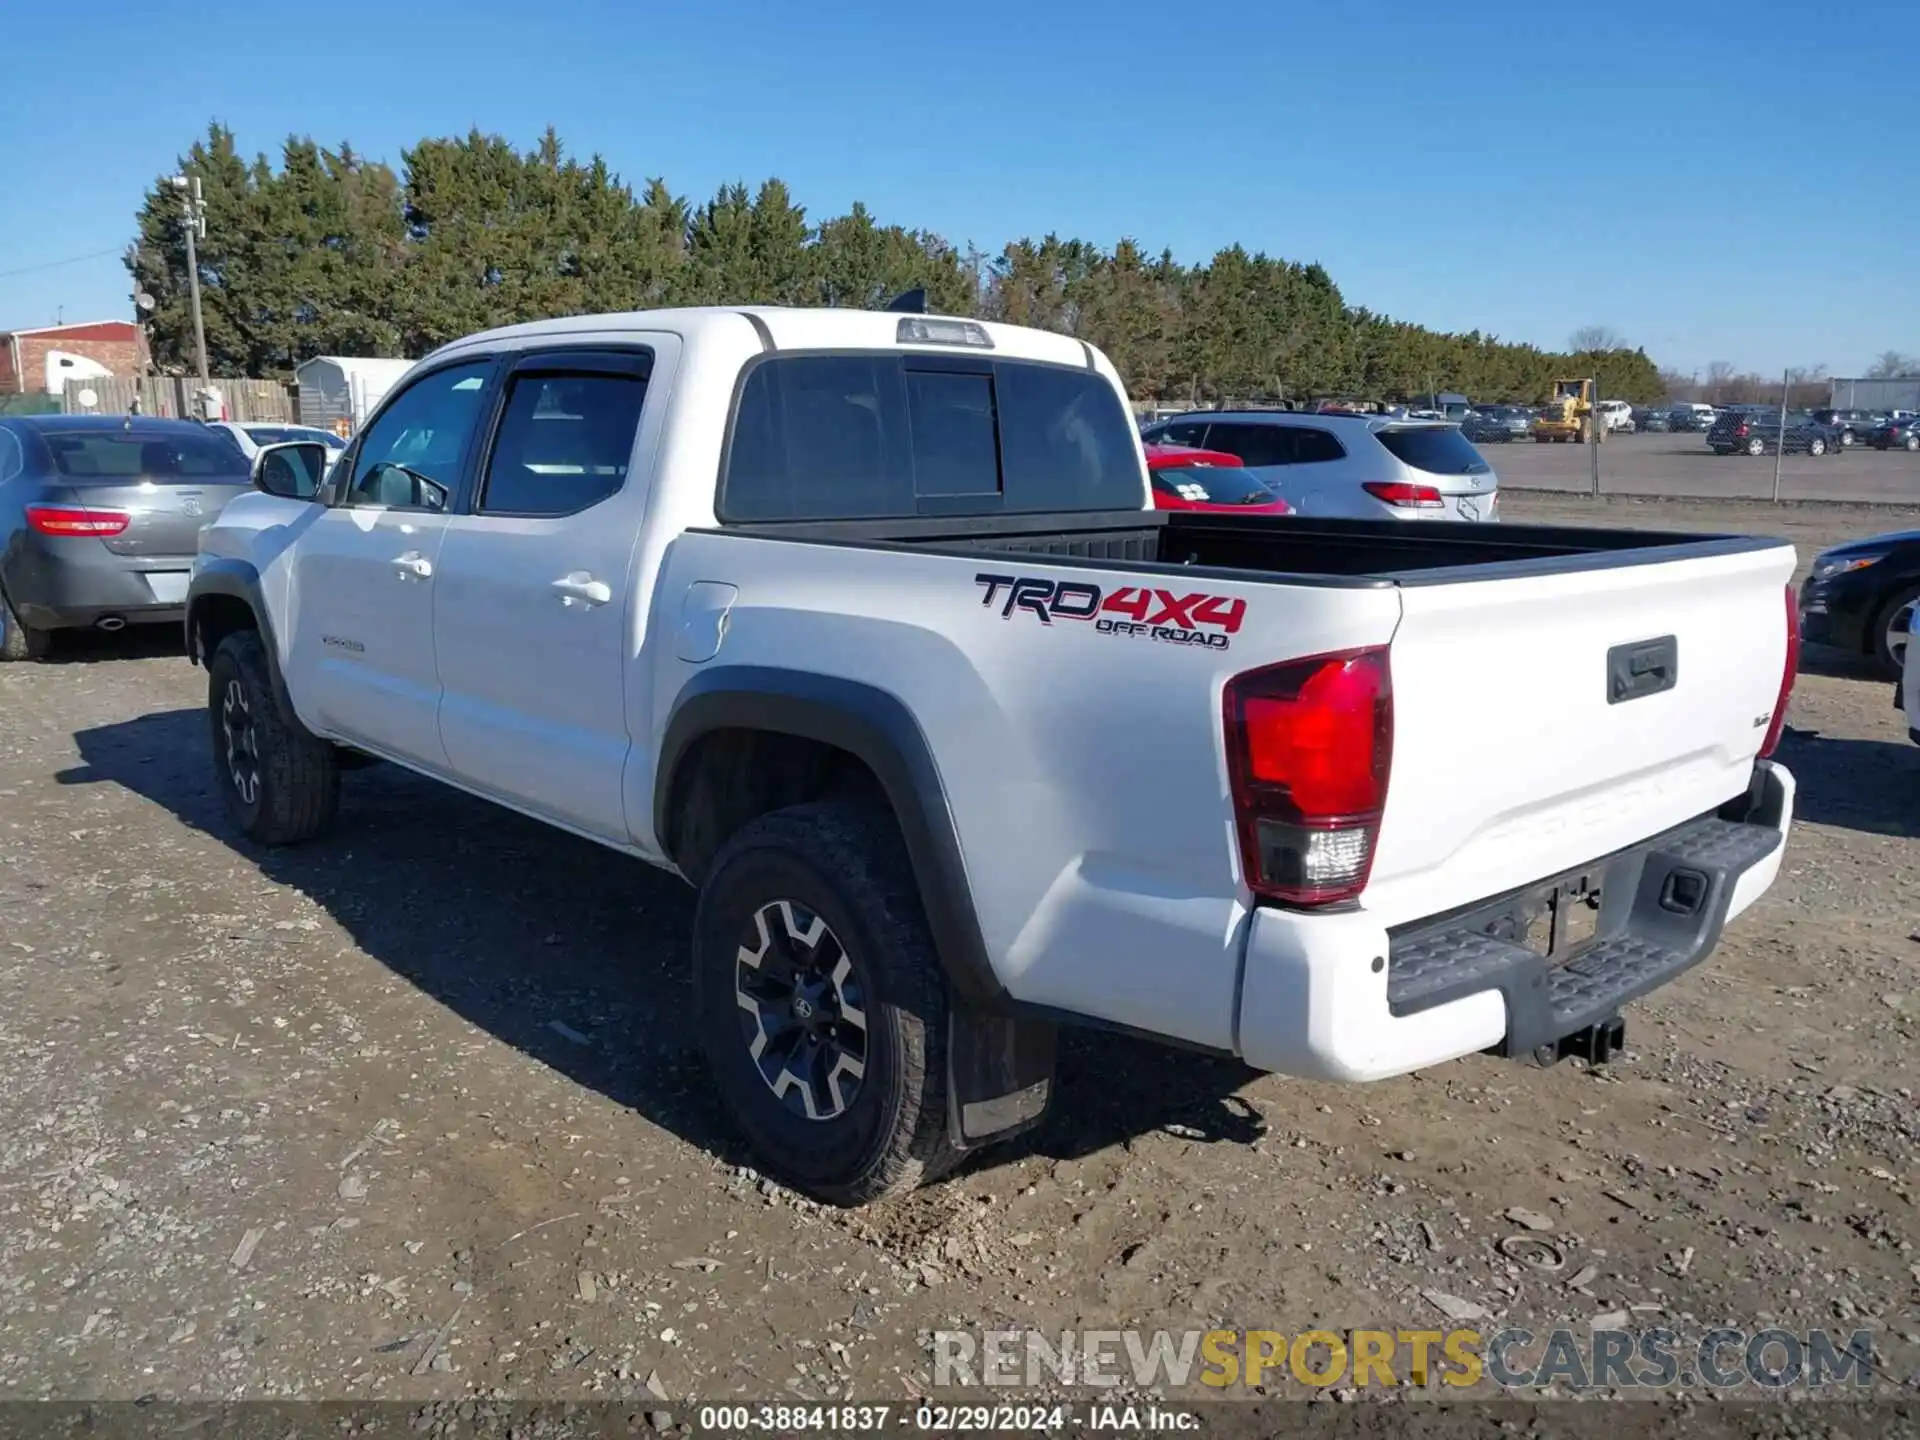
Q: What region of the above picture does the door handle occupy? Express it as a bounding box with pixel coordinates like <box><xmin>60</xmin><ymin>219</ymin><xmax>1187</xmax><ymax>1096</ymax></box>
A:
<box><xmin>393</xmin><ymin>550</ymin><xmax>433</xmax><ymax>580</ymax></box>
<box><xmin>552</xmin><ymin>572</ymin><xmax>612</xmax><ymax>607</ymax></box>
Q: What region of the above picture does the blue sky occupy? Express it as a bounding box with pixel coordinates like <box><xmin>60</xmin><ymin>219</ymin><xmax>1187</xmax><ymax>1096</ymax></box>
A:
<box><xmin>2</xmin><ymin>0</ymin><xmax>1913</xmax><ymax>377</ymax></box>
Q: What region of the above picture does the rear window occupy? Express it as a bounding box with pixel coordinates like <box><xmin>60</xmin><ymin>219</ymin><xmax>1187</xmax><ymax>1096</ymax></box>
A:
<box><xmin>42</xmin><ymin>429</ymin><xmax>249</xmax><ymax>480</ymax></box>
<box><xmin>246</xmin><ymin>425</ymin><xmax>344</xmax><ymax>448</ymax></box>
<box><xmin>1150</xmin><ymin>466</ymin><xmax>1278</xmax><ymax>506</ymax></box>
<box><xmin>1373</xmin><ymin>425</ymin><xmax>1490</xmax><ymax>476</ymax></box>
<box><xmin>721</xmin><ymin>354</ymin><xmax>1141</xmax><ymax>521</ymax></box>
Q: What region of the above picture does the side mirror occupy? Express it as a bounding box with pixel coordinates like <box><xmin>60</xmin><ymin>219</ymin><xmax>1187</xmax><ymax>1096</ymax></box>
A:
<box><xmin>252</xmin><ymin>441</ymin><xmax>328</xmax><ymax>500</ymax></box>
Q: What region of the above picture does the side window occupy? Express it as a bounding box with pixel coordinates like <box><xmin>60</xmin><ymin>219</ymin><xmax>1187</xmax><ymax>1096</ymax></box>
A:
<box><xmin>1289</xmin><ymin>427</ymin><xmax>1348</xmax><ymax>464</ymax></box>
<box><xmin>0</xmin><ymin>428</ymin><xmax>21</xmax><ymax>484</ymax></box>
<box><xmin>1159</xmin><ymin>421</ymin><xmax>1210</xmax><ymax>448</ymax></box>
<box><xmin>481</xmin><ymin>371</ymin><xmax>648</xmax><ymax>517</ymax></box>
<box><xmin>341</xmin><ymin>361</ymin><xmax>491</xmax><ymax>511</ymax></box>
<box><xmin>1210</xmin><ymin>423</ymin><xmax>1294</xmax><ymax>467</ymax></box>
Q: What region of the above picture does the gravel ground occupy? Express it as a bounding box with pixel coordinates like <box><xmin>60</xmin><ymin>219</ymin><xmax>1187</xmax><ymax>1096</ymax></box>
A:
<box><xmin>1</xmin><ymin>495</ymin><xmax>1915</xmax><ymax>1417</ymax></box>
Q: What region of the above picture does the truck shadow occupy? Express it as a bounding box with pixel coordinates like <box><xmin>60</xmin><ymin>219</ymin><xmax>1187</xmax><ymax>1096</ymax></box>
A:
<box><xmin>1772</xmin><ymin>727</ymin><xmax>1920</xmax><ymax>839</ymax></box>
<box><xmin>59</xmin><ymin>708</ymin><xmax>1265</xmax><ymax>1187</ymax></box>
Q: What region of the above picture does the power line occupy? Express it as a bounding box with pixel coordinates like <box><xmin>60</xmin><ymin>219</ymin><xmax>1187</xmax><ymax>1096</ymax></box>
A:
<box><xmin>0</xmin><ymin>248</ymin><xmax>124</xmax><ymax>281</ymax></box>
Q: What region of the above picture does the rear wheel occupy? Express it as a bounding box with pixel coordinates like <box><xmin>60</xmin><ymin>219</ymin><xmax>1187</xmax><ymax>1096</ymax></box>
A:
<box><xmin>1906</xmin><ymin>434</ymin><xmax>1919</xmax><ymax>453</ymax></box>
<box><xmin>207</xmin><ymin>630</ymin><xmax>340</xmax><ymax>844</ymax></box>
<box><xmin>1745</xmin><ymin>436</ymin><xmax>1765</xmax><ymax>457</ymax></box>
<box><xmin>1808</xmin><ymin>436</ymin><xmax>1827</xmax><ymax>457</ymax></box>
<box><xmin>693</xmin><ymin>800</ymin><xmax>963</xmax><ymax>1205</ymax></box>
<box><xmin>0</xmin><ymin>585</ymin><xmax>51</xmax><ymax>663</ymax></box>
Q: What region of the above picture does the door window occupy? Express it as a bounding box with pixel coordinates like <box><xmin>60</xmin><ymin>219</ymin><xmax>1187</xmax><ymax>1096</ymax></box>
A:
<box><xmin>341</xmin><ymin>361</ymin><xmax>491</xmax><ymax>511</ymax></box>
<box><xmin>1157</xmin><ymin>421</ymin><xmax>1211</xmax><ymax>448</ymax></box>
<box><xmin>481</xmin><ymin>372</ymin><xmax>649</xmax><ymax>517</ymax></box>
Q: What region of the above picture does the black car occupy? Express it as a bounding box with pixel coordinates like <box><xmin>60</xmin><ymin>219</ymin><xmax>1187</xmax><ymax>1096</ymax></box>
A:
<box><xmin>1798</xmin><ymin>529</ymin><xmax>1920</xmax><ymax>676</ymax></box>
<box><xmin>1706</xmin><ymin>409</ymin><xmax>1838</xmax><ymax>456</ymax></box>
<box><xmin>1461</xmin><ymin>404</ymin><xmax>1531</xmax><ymax>442</ymax></box>
<box><xmin>1867</xmin><ymin>415</ymin><xmax>1920</xmax><ymax>452</ymax></box>
<box><xmin>1808</xmin><ymin>408</ymin><xmax>1881</xmax><ymax>448</ymax></box>
<box><xmin>0</xmin><ymin>416</ymin><xmax>253</xmax><ymax>660</ymax></box>
<box><xmin>1632</xmin><ymin>406</ymin><xmax>1672</xmax><ymax>433</ymax></box>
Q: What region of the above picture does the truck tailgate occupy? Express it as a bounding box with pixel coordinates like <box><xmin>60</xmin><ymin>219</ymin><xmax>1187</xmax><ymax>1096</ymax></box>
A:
<box><xmin>1364</xmin><ymin>543</ymin><xmax>1796</xmax><ymax>925</ymax></box>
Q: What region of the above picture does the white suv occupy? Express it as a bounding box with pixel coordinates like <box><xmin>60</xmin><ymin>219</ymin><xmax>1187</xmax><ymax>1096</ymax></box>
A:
<box><xmin>1141</xmin><ymin>411</ymin><xmax>1499</xmax><ymax>521</ymax></box>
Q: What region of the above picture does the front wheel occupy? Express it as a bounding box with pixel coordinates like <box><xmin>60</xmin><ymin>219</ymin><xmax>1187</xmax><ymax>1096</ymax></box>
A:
<box><xmin>1906</xmin><ymin>434</ymin><xmax>1920</xmax><ymax>453</ymax></box>
<box><xmin>207</xmin><ymin>630</ymin><xmax>340</xmax><ymax>844</ymax></box>
<box><xmin>1746</xmin><ymin>436</ymin><xmax>1766</xmax><ymax>457</ymax></box>
<box><xmin>1808</xmin><ymin>436</ymin><xmax>1827</xmax><ymax>456</ymax></box>
<box><xmin>1874</xmin><ymin>584</ymin><xmax>1920</xmax><ymax>677</ymax></box>
<box><xmin>694</xmin><ymin>800</ymin><xmax>963</xmax><ymax>1205</ymax></box>
<box><xmin>0</xmin><ymin>585</ymin><xmax>51</xmax><ymax>662</ymax></box>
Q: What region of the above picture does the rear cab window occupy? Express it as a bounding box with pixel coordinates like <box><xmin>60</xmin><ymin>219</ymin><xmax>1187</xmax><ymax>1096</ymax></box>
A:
<box><xmin>720</xmin><ymin>353</ymin><xmax>1142</xmax><ymax>521</ymax></box>
<box><xmin>1372</xmin><ymin>425</ymin><xmax>1491</xmax><ymax>476</ymax></box>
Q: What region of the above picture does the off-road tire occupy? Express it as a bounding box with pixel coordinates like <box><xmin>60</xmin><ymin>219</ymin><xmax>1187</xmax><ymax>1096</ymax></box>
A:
<box><xmin>694</xmin><ymin>800</ymin><xmax>962</xmax><ymax>1206</ymax></box>
<box><xmin>0</xmin><ymin>585</ymin><xmax>51</xmax><ymax>662</ymax></box>
<box><xmin>207</xmin><ymin>629</ymin><xmax>339</xmax><ymax>844</ymax></box>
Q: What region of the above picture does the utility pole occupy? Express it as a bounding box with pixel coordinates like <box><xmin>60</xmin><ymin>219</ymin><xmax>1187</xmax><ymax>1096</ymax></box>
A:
<box><xmin>170</xmin><ymin>175</ymin><xmax>210</xmax><ymax>388</ymax></box>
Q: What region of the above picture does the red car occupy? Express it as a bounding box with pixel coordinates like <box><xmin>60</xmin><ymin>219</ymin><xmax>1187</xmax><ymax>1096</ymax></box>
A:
<box><xmin>1144</xmin><ymin>444</ymin><xmax>1294</xmax><ymax>514</ymax></box>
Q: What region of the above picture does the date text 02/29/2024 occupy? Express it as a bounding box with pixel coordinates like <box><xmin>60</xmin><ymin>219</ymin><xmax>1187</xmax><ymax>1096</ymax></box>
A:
<box><xmin>693</xmin><ymin>1402</ymin><xmax>1199</xmax><ymax>1432</ymax></box>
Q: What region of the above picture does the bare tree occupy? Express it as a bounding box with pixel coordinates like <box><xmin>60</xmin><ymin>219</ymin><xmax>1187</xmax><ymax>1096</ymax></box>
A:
<box><xmin>1657</xmin><ymin>366</ymin><xmax>1697</xmax><ymax>401</ymax></box>
<box><xmin>1569</xmin><ymin>325</ymin><xmax>1624</xmax><ymax>353</ymax></box>
<box><xmin>1704</xmin><ymin>360</ymin><xmax>1736</xmax><ymax>402</ymax></box>
<box><xmin>1867</xmin><ymin>350</ymin><xmax>1919</xmax><ymax>379</ymax></box>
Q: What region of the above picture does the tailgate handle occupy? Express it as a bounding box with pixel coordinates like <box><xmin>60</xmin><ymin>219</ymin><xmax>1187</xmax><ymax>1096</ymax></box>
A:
<box><xmin>1608</xmin><ymin>635</ymin><xmax>1678</xmax><ymax>704</ymax></box>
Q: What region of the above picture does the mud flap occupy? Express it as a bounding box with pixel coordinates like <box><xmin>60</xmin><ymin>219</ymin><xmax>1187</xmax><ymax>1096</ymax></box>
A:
<box><xmin>946</xmin><ymin>1009</ymin><xmax>1056</xmax><ymax>1150</ymax></box>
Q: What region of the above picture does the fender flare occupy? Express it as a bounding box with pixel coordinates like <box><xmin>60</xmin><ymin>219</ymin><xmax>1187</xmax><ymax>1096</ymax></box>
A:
<box><xmin>185</xmin><ymin>558</ymin><xmax>298</xmax><ymax>719</ymax></box>
<box><xmin>656</xmin><ymin>665</ymin><xmax>1008</xmax><ymax>1011</ymax></box>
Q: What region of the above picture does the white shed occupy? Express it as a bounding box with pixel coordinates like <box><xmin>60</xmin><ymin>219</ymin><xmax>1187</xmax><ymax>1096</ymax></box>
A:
<box><xmin>294</xmin><ymin>356</ymin><xmax>416</xmax><ymax>436</ymax></box>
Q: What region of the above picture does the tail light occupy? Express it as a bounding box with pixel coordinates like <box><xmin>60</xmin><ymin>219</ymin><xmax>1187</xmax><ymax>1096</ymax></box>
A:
<box><xmin>1224</xmin><ymin>648</ymin><xmax>1393</xmax><ymax>907</ymax></box>
<box><xmin>1362</xmin><ymin>481</ymin><xmax>1444</xmax><ymax>509</ymax></box>
<box><xmin>1735</xmin><ymin>423</ymin><xmax>1750</xmax><ymax>437</ymax></box>
<box><xmin>1760</xmin><ymin>584</ymin><xmax>1798</xmax><ymax>758</ymax></box>
<box><xmin>25</xmin><ymin>504</ymin><xmax>131</xmax><ymax>537</ymax></box>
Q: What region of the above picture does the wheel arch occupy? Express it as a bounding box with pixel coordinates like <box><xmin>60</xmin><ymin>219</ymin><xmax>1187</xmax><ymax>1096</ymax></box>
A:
<box><xmin>185</xmin><ymin>559</ymin><xmax>298</xmax><ymax>719</ymax></box>
<box><xmin>656</xmin><ymin>666</ymin><xmax>1007</xmax><ymax>1011</ymax></box>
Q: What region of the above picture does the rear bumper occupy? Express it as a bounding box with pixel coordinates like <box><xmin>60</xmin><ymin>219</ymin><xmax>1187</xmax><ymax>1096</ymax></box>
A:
<box><xmin>1</xmin><ymin>540</ymin><xmax>194</xmax><ymax>630</ymax></box>
<box><xmin>1234</xmin><ymin>761</ymin><xmax>1793</xmax><ymax>1082</ymax></box>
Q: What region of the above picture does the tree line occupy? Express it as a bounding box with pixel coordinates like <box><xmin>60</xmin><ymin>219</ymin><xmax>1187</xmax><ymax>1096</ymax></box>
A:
<box><xmin>128</xmin><ymin>123</ymin><xmax>1669</xmax><ymax>405</ymax></box>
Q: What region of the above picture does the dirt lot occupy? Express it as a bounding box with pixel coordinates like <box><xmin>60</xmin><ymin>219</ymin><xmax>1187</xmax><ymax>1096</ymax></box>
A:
<box><xmin>1496</xmin><ymin>431</ymin><xmax>1920</xmax><ymax>505</ymax></box>
<box><xmin>1</xmin><ymin>495</ymin><xmax>1916</xmax><ymax>1415</ymax></box>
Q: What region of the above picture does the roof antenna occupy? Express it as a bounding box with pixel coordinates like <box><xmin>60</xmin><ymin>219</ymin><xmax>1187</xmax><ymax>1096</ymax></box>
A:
<box><xmin>885</xmin><ymin>287</ymin><xmax>928</xmax><ymax>314</ymax></box>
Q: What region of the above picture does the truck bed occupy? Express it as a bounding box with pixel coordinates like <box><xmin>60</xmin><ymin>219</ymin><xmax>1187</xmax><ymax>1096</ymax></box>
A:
<box><xmin>721</xmin><ymin>509</ymin><xmax>1778</xmax><ymax>585</ymax></box>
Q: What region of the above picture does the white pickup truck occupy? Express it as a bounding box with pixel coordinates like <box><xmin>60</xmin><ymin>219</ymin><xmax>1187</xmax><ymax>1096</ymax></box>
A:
<box><xmin>187</xmin><ymin>307</ymin><xmax>1799</xmax><ymax>1204</ymax></box>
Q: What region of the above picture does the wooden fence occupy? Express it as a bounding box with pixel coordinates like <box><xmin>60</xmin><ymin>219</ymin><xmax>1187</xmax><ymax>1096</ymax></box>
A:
<box><xmin>61</xmin><ymin>375</ymin><xmax>296</xmax><ymax>422</ymax></box>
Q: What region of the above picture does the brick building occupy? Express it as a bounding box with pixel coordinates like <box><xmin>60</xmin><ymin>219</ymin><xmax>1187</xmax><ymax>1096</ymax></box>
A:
<box><xmin>0</xmin><ymin>320</ymin><xmax>149</xmax><ymax>394</ymax></box>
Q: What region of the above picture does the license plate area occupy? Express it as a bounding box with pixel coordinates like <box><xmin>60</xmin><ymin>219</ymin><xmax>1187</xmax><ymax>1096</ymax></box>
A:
<box><xmin>146</xmin><ymin>572</ymin><xmax>189</xmax><ymax>605</ymax></box>
<box><xmin>1524</xmin><ymin>878</ymin><xmax>1601</xmax><ymax>961</ymax></box>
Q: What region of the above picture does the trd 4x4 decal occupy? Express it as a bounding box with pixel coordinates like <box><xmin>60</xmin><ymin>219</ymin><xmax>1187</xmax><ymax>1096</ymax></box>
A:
<box><xmin>974</xmin><ymin>573</ymin><xmax>1246</xmax><ymax>651</ymax></box>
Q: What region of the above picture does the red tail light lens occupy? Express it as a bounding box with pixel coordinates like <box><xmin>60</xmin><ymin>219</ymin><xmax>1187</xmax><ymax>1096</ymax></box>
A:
<box><xmin>1760</xmin><ymin>584</ymin><xmax>1798</xmax><ymax>758</ymax></box>
<box><xmin>25</xmin><ymin>504</ymin><xmax>131</xmax><ymax>537</ymax></box>
<box><xmin>1362</xmin><ymin>482</ymin><xmax>1444</xmax><ymax>509</ymax></box>
<box><xmin>1735</xmin><ymin>423</ymin><xmax>1750</xmax><ymax>437</ymax></box>
<box><xmin>1224</xmin><ymin>648</ymin><xmax>1393</xmax><ymax>907</ymax></box>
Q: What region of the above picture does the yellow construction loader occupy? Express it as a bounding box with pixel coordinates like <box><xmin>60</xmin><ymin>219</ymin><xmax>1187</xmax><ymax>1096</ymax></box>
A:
<box><xmin>1532</xmin><ymin>377</ymin><xmax>1605</xmax><ymax>444</ymax></box>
